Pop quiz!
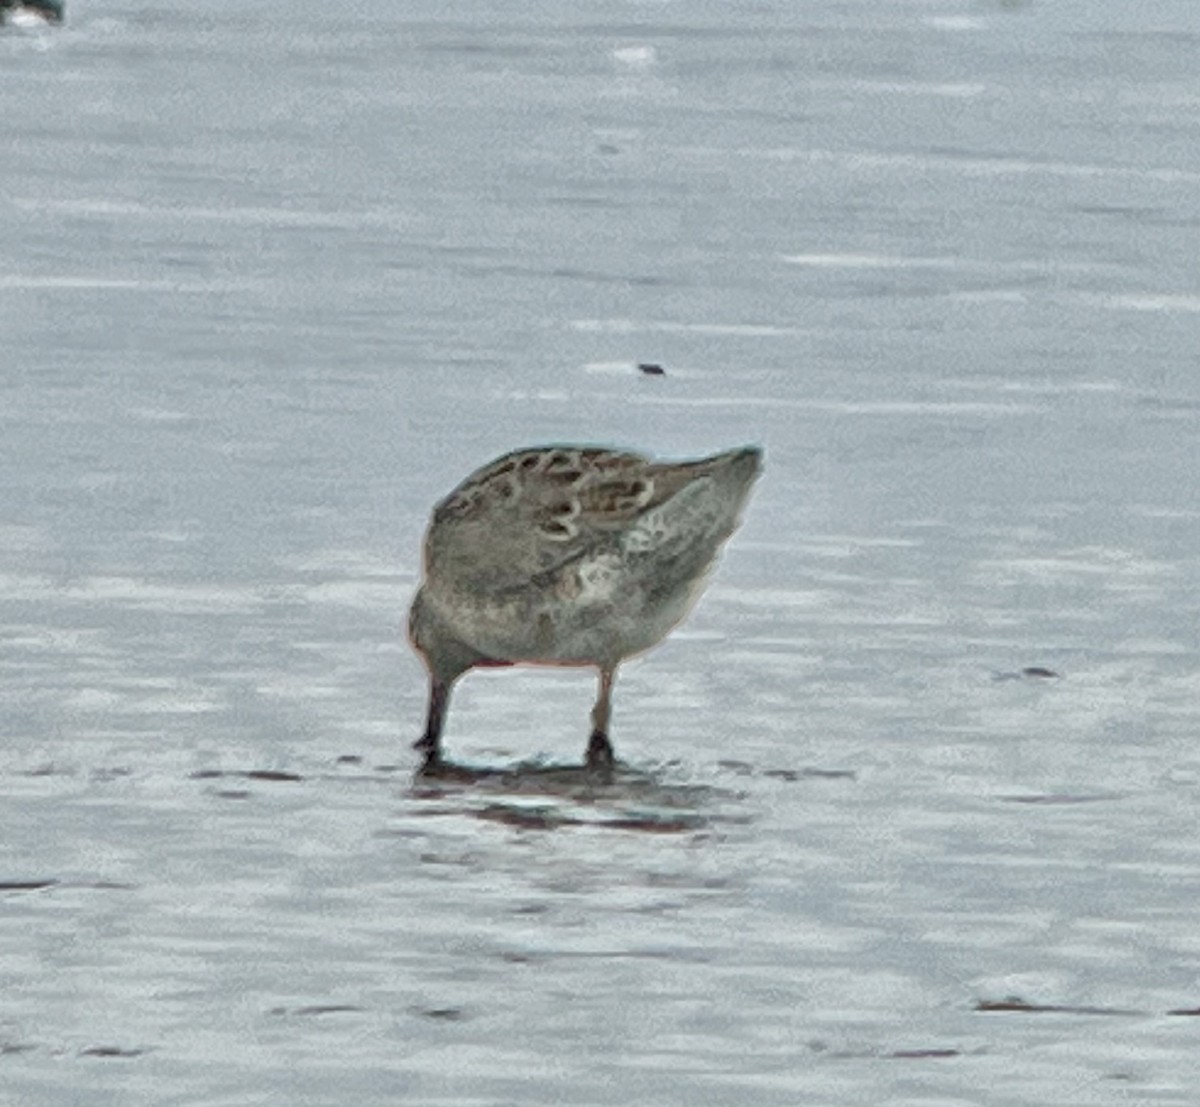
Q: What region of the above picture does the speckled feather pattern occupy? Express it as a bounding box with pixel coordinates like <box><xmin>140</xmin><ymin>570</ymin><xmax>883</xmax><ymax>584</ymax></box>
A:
<box><xmin>408</xmin><ymin>444</ymin><xmax>760</xmax><ymax>768</ymax></box>
<box><xmin>413</xmin><ymin>445</ymin><xmax>761</xmax><ymax>672</ymax></box>
<box><xmin>432</xmin><ymin>446</ymin><xmax>658</xmax><ymax>538</ymax></box>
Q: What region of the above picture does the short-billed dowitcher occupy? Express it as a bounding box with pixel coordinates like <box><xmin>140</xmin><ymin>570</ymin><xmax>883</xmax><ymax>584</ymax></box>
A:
<box><xmin>409</xmin><ymin>444</ymin><xmax>761</xmax><ymax>771</ymax></box>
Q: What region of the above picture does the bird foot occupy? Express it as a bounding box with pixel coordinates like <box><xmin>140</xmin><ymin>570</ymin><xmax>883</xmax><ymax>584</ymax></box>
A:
<box><xmin>412</xmin><ymin>733</ymin><xmax>446</xmax><ymax>776</ymax></box>
<box><xmin>585</xmin><ymin>730</ymin><xmax>616</xmax><ymax>775</ymax></box>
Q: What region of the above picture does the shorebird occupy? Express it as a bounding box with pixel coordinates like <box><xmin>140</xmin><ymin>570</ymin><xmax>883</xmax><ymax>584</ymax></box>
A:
<box><xmin>408</xmin><ymin>444</ymin><xmax>762</xmax><ymax>771</ymax></box>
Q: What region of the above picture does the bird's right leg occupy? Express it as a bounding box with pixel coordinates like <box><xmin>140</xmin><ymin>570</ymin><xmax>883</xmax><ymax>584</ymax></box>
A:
<box><xmin>413</xmin><ymin>679</ymin><xmax>450</xmax><ymax>769</ymax></box>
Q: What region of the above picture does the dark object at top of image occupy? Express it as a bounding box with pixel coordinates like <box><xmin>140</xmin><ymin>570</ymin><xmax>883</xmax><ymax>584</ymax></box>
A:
<box><xmin>0</xmin><ymin>0</ymin><xmax>63</xmax><ymax>24</ymax></box>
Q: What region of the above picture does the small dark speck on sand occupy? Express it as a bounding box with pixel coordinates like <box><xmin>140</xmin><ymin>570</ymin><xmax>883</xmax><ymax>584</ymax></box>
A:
<box><xmin>637</xmin><ymin>362</ymin><xmax>665</xmax><ymax>376</ymax></box>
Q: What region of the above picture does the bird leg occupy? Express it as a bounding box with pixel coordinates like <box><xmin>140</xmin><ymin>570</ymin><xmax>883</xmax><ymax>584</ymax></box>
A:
<box><xmin>413</xmin><ymin>679</ymin><xmax>450</xmax><ymax>768</ymax></box>
<box><xmin>585</xmin><ymin>666</ymin><xmax>617</xmax><ymax>772</ymax></box>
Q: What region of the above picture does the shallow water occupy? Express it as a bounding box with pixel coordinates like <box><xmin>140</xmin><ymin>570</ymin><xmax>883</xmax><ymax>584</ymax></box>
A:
<box><xmin>3</xmin><ymin>1</ymin><xmax>1200</xmax><ymax>1103</ymax></box>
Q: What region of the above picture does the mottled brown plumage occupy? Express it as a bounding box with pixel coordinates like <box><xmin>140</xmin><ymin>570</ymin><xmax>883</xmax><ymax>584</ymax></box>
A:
<box><xmin>409</xmin><ymin>444</ymin><xmax>762</xmax><ymax>772</ymax></box>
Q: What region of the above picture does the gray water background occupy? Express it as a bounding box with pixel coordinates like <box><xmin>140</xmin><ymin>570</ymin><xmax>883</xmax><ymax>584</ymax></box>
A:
<box><xmin>3</xmin><ymin>1</ymin><xmax>1200</xmax><ymax>1103</ymax></box>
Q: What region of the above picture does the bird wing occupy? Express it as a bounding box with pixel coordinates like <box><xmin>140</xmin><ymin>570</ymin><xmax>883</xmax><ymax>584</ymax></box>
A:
<box><xmin>425</xmin><ymin>447</ymin><xmax>661</xmax><ymax>596</ymax></box>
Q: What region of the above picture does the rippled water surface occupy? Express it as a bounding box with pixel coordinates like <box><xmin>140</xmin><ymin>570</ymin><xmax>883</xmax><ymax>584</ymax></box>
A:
<box><xmin>4</xmin><ymin>1</ymin><xmax>1200</xmax><ymax>1103</ymax></box>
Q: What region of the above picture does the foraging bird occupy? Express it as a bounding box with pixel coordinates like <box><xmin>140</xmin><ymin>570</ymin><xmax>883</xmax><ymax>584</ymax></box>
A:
<box><xmin>408</xmin><ymin>444</ymin><xmax>762</xmax><ymax>771</ymax></box>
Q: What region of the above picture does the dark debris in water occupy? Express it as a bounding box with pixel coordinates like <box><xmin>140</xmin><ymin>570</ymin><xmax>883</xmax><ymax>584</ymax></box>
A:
<box><xmin>976</xmin><ymin>996</ymin><xmax>1140</xmax><ymax>1017</ymax></box>
<box><xmin>412</xmin><ymin>1006</ymin><xmax>465</xmax><ymax>1022</ymax></box>
<box><xmin>17</xmin><ymin>764</ymin><xmax>133</xmax><ymax>781</ymax></box>
<box><xmin>191</xmin><ymin>769</ymin><xmax>303</xmax><ymax>783</ymax></box>
<box><xmin>888</xmin><ymin>1048</ymin><xmax>962</xmax><ymax>1060</ymax></box>
<box><xmin>271</xmin><ymin>1004</ymin><xmax>364</xmax><ymax>1018</ymax></box>
<box><xmin>21</xmin><ymin>763</ymin><xmax>75</xmax><ymax>777</ymax></box>
<box><xmin>1</xmin><ymin>879</ymin><xmax>134</xmax><ymax>894</ymax></box>
<box><xmin>982</xmin><ymin>999</ymin><xmax>1200</xmax><ymax>1018</ymax></box>
<box><xmin>637</xmin><ymin>362</ymin><xmax>666</xmax><ymax>376</ymax></box>
<box><xmin>999</xmin><ymin>792</ymin><xmax>1124</xmax><ymax>806</ymax></box>
<box><xmin>80</xmin><ymin>1045</ymin><xmax>148</xmax><ymax>1059</ymax></box>
<box><xmin>993</xmin><ymin>666</ymin><xmax>1062</xmax><ymax>682</ymax></box>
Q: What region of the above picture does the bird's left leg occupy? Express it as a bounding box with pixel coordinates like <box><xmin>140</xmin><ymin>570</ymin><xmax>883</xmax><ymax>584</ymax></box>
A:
<box><xmin>585</xmin><ymin>665</ymin><xmax>617</xmax><ymax>772</ymax></box>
